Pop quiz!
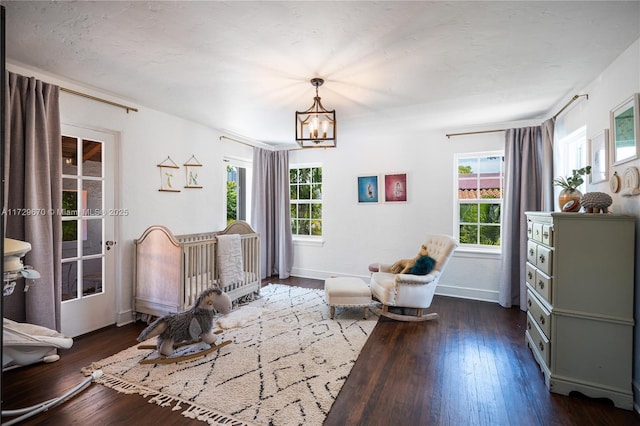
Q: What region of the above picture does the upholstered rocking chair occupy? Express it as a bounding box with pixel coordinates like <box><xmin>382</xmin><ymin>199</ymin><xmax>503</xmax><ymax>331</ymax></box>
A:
<box><xmin>370</xmin><ymin>234</ymin><xmax>457</xmax><ymax>321</ymax></box>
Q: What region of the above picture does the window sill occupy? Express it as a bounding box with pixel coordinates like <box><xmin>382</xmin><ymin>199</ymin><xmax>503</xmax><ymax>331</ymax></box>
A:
<box><xmin>293</xmin><ymin>237</ymin><xmax>325</xmax><ymax>247</ymax></box>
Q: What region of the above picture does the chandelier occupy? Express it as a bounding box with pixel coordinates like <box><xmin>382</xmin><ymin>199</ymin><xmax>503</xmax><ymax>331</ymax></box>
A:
<box><xmin>295</xmin><ymin>78</ymin><xmax>336</xmax><ymax>148</ymax></box>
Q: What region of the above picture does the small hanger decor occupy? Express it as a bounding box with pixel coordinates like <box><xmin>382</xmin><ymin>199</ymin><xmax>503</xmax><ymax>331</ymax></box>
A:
<box><xmin>157</xmin><ymin>156</ymin><xmax>180</xmax><ymax>192</ymax></box>
<box><xmin>184</xmin><ymin>155</ymin><xmax>203</xmax><ymax>188</ymax></box>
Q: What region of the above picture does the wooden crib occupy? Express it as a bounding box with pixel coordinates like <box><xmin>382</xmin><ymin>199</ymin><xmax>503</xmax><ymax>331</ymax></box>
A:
<box><xmin>134</xmin><ymin>221</ymin><xmax>261</xmax><ymax>318</ymax></box>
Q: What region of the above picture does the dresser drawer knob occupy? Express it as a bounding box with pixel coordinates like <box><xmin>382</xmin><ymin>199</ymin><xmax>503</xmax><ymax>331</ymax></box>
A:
<box><xmin>538</xmin><ymin>280</ymin><xmax>545</xmax><ymax>290</ymax></box>
<box><xmin>527</xmin><ymin>322</ymin><xmax>531</xmax><ymax>330</ymax></box>
<box><xmin>539</xmin><ymin>254</ymin><xmax>545</xmax><ymax>263</ymax></box>
<box><xmin>529</xmin><ymin>248</ymin><xmax>535</xmax><ymax>256</ymax></box>
<box><xmin>543</xmin><ymin>231</ymin><xmax>549</xmax><ymax>238</ymax></box>
<box><xmin>528</xmin><ymin>271</ymin><xmax>533</xmax><ymax>280</ymax></box>
<box><xmin>539</xmin><ymin>316</ymin><xmax>545</xmax><ymax>325</ymax></box>
<box><xmin>527</xmin><ymin>299</ymin><xmax>532</xmax><ymax>307</ymax></box>
<box><xmin>539</xmin><ymin>341</ymin><xmax>544</xmax><ymax>352</ymax></box>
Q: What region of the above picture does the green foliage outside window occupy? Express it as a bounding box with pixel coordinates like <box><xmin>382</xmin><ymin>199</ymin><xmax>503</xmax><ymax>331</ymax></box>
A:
<box><xmin>226</xmin><ymin>165</ymin><xmax>238</xmax><ymax>225</ymax></box>
<box><xmin>62</xmin><ymin>191</ymin><xmax>78</xmax><ymax>241</ymax></box>
<box><xmin>459</xmin><ymin>203</ymin><xmax>501</xmax><ymax>246</ymax></box>
<box><xmin>290</xmin><ymin>166</ymin><xmax>322</xmax><ymax>236</ymax></box>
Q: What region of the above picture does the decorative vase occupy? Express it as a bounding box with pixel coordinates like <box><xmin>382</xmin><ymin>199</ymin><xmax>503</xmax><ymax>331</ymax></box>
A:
<box><xmin>558</xmin><ymin>188</ymin><xmax>582</xmax><ymax>212</ymax></box>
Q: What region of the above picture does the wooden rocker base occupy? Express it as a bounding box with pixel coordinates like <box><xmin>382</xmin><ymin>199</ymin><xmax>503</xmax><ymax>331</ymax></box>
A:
<box><xmin>138</xmin><ymin>329</ymin><xmax>231</xmax><ymax>364</ymax></box>
<box><xmin>373</xmin><ymin>305</ymin><xmax>439</xmax><ymax>322</ymax></box>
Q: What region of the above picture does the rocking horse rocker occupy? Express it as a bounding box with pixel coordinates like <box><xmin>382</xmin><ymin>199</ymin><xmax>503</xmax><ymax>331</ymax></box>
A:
<box><xmin>136</xmin><ymin>287</ymin><xmax>233</xmax><ymax>364</ymax></box>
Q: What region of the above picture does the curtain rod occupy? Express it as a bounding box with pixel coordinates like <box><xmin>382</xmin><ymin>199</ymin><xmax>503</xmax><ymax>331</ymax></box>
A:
<box><xmin>445</xmin><ymin>93</ymin><xmax>588</xmax><ymax>139</ymax></box>
<box><xmin>220</xmin><ymin>135</ymin><xmax>303</xmax><ymax>151</ymax></box>
<box><xmin>60</xmin><ymin>87</ymin><xmax>138</xmax><ymax>113</ymax></box>
<box><xmin>552</xmin><ymin>93</ymin><xmax>588</xmax><ymax>119</ymax></box>
<box><xmin>219</xmin><ymin>135</ymin><xmax>257</xmax><ymax>147</ymax></box>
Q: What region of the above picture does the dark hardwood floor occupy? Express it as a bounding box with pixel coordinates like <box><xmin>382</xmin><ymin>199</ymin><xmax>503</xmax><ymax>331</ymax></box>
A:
<box><xmin>2</xmin><ymin>277</ymin><xmax>639</xmax><ymax>425</ymax></box>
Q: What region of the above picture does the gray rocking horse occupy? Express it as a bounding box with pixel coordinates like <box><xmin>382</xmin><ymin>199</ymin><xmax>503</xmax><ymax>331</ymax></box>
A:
<box><xmin>136</xmin><ymin>287</ymin><xmax>232</xmax><ymax>364</ymax></box>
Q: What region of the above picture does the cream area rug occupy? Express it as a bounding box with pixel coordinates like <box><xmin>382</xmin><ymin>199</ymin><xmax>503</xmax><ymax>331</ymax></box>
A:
<box><xmin>83</xmin><ymin>284</ymin><xmax>376</xmax><ymax>425</ymax></box>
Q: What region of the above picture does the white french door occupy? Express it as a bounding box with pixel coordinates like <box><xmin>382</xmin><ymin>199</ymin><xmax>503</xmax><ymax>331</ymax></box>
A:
<box><xmin>60</xmin><ymin>125</ymin><xmax>117</xmax><ymax>337</ymax></box>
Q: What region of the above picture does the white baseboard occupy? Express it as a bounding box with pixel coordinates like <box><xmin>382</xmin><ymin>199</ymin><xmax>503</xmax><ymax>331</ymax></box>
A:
<box><xmin>435</xmin><ymin>283</ymin><xmax>499</xmax><ymax>303</ymax></box>
<box><xmin>117</xmin><ymin>309</ymin><xmax>135</xmax><ymax>327</ymax></box>
<box><xmin>289</xmin><ymin>268</ymin><xmax>369</xmax><ymax>282</ymax></box>
<box><xmin>290</xmin><ymin>268</ymin><xmax>499</xmax><ymax>303</ymax></box>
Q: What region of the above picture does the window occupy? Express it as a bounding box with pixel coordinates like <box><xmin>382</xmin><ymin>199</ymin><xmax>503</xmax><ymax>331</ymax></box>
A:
<box><xmin>555</xmin><ymin>126</ymin><xmax>587</xmax><ymax>192</ymax></box>
<box><xmin>455</xmin><ymin>152</ymin><xmax>504</xmax><ymax>248</ymax></box>
<box><xmin>225</xmin><ymin>157</ymin><xmax>252</xmax><ymax>225</ymax></box>
<box><xmin>290</xmin><ymin>165</ymin><xmax>322</xmax><ymax>237</ymax></box>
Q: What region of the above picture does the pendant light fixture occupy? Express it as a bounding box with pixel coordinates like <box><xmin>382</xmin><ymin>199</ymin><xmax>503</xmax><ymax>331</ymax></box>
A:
<box><xmin>295</xmin><ymin>78</ymin><xmax>336</xmax><ymax>148</ymax></box>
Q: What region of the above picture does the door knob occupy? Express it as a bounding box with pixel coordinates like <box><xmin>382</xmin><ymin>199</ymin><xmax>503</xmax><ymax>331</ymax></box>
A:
<box><xmin>106</xmin><ymin>240</ymin><xmax>117</xmax><ymax>250</ymax></box>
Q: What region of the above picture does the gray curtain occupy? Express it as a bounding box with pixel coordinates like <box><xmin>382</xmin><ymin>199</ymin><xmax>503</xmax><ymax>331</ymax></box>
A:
<box><xmin>499</xmin><ymin>118</ymin><xmax>554</xmax><ymax>310</ymax></box>
<box><xmin>4</xmin><ymin>71</ymin><xmax>62</xmax><ymax>330</ymax></box>
<box><xmin>251</xmin><ymin>147</ymin><xmax>293</xmax><ymax>279</ymax></box>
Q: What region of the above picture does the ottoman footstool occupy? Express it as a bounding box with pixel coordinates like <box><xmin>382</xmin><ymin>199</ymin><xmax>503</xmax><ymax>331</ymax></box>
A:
<box><xmin>324</xmin><ymin>277</ymin><xmax>372</xmax><ymax>319</ymax></box>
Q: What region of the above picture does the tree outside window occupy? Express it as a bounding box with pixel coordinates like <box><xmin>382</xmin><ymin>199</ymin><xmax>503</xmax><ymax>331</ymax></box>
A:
<box><xmin>290</xmin><ymin>166</ymin><xmax>322</xmax><ymax>237</ymax></box>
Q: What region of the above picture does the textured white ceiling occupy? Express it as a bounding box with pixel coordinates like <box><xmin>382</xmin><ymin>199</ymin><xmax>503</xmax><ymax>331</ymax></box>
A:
<box><xmin>4</xmin><ymin>1</ymin><xmax>640</xmax><ymax>145</ymax></box>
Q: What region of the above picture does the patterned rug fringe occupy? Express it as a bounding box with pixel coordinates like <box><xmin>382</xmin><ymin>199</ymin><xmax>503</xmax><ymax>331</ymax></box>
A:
<box><xmin>86</xmin><ymin>368</ymin><xmax>255</xmax><ymax>426</ymax></box>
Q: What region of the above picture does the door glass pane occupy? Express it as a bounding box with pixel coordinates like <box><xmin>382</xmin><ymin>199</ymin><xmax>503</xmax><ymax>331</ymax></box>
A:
<box><xmin>82</xmin><ymin>139</ymin><xmax>102</xmax><ymax>177</ymax></box>
<box><xmin>61</xmin><ymin>220</ymin><xmax>78</xmax><ymax>258</ymax></box>
<box><xmin>84</xmin><ymin>219</ymin><xmax>103</xmax><ymax>256</ymax></box>
<box><xmin>82</xmin><ymin>258</ymin><xmax>103</xmax><ymax>296</ymax></box>
<box><xmin>83</xmin><ymin>180</ymin><xmax>102</xmax><ymax>216</ymax></box>
<box><xmin>62</xmin><ymin>136</ymin><xmax>78</xmax><ymax>175</ymax></box>
<box><xmin>62</xmin><ymin>188</ymin><xmax>79</xmax><ymax>216</ymax></box>
<box><xmin>62</xmin><ymin>261</ymin><xmax>78</xmax><ymax>301</ymax></box>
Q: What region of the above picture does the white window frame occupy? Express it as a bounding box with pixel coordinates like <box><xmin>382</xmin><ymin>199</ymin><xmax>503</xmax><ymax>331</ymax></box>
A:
<box><xmin>223</xmin><ymin>156</ymin><xmax>252</xmax><ymax>226</ymax></box>
<box><xmin>554</xmin><ymin>126</ymin><xmax>588</xmax><ymax>197</ymax></box>
<box><xmin>289</xmin><ymin>162</ymin><xmax>323</xmax><ymax>242</ymax></box>
<box><xmin>454</xmin><ymin>150</ymin><xmax>504</xmax><ymax>253</ymax></box>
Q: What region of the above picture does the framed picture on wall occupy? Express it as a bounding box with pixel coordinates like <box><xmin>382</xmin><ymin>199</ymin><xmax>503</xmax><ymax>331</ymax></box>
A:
<box><xmin>357</xmin><ymin>175</ymin><xmax>379</xmax><ymax>203</ymax></box>
<box><xmin>384</xmin><ymin>173</ymin><xmax>407</xmax><ymax>202</ymax></box>
<box><xmin>184</xmin><ymin>155</ymin><xmax>203</xmax><ymax>188</ymax></box>
<box><xmin>157</xmin><ymin>156</ymin><xmax>181</xmax><ymax>192</ymax></box>
<box><xmin>589</xmin><ymin>129</ymin><xmax>608</xmax><ymax>184</ymax></box>
<box><xmin>610</xmin><ymin>93</ymin><xmax>639</xmax><ymax>166</ymax></box>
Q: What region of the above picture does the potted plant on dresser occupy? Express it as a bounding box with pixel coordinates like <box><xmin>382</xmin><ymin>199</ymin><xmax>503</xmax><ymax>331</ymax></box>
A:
<box><xmin>553</xmin><ymin>166</ymin><xmax>591</xmax><ymax>211</ymax></box>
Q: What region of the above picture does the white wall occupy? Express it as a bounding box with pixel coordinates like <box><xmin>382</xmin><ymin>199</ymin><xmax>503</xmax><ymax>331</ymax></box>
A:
<box><xmin>553</xmin><ymin>38</ymin><xmax>640</xmax><ymax>410</ymax></box>
<box><xmin>8</xmin><ymin>63</ymin><xmax>255</xmax><ymax>325</ymax></box>
<box><xmin>289</xmin><ymin>123</ymin><xmax>505</xmax><ymax>302</ymax></box>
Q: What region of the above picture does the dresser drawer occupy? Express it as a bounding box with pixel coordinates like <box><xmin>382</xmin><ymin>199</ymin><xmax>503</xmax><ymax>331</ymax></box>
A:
<box><xmin>534</xmin><ymin>270</ymin><xmax>552</xmax><ymax>304</ymax></box>
<box><xmin>527</xmin><ymin>240</ymin><xmax>537</xmax><ymax>265</ymax></box>
<box><xmin>541</xmin><ymin>224</ymin><xmax>553</xmax><ymax>247</ymax></box>
<box><xmin>526</xmin><ymin>311</ymin><xmax>550</xmax><ymax>368</ymax></box>
<box><xmin>527</xmin><ymin>290</ymin><xmax>550</xmax><ymax>337</ymax></box>
<box><xmin>525</xmin><ymin>262</ymin><xmax>536</xmax><ymax>289</ymax></box>
<box><xmin>536</xmin><ymin>244</ymin><xmax>552</xmax><ymax>275</ymax></box>
<box><xmin>532</xmin><ymin>222</ymin><xmax>544</xmax><ymax>243</ymax></box>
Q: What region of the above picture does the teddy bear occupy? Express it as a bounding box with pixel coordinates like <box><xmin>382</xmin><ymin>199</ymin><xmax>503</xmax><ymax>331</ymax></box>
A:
<box><xmin>389</xmin><ymin>244</ymin><xmax>430</xmax><ymax>274</ymax></box>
